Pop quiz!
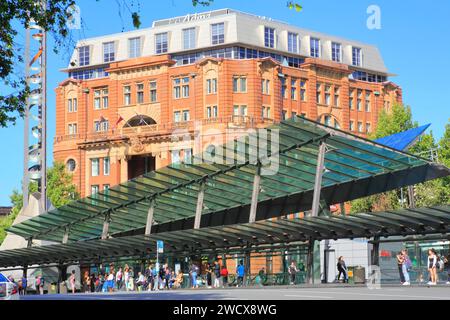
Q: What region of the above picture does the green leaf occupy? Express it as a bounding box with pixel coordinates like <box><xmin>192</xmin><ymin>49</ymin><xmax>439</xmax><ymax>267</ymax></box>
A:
<box><xmin>132</xmin><ymin>12</ymin><xmax>141</xmax><ymax>29</ymax></box>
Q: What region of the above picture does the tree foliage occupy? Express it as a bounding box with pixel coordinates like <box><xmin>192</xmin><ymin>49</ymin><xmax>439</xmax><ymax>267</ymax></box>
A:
<box><xmin>351</xmin><ymin>105</ymin><xmax>449</xmax><ymax>213</ymax></box>
<box><xmin>0</xmin><ymin>162</ymin><xmax>79</xmax><ymax>244</ymax></box>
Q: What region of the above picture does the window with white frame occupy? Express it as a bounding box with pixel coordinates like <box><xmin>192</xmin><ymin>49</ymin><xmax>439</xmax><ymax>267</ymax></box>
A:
<box><xmin>316</xmin><ymin>83</ymin><xmax>322</xmax><ymax>103</ymax></box>
<box><xmin>103</xmin><ymin>157</ymin><xmax>110</xmax><ymax>176</ymax></box>
<box><xmin>103</xmin><ymin>42</ymin><xmax>115</xmax><ymax>63</ymax></box>
<box><xmin>150</xmin><ymin>81</ymin><xmax>157</xmax><ymax>102</ymax></box>
<box><xmin>68</xmin><ymin>123</ymin><xmax>77</xmax><ymax>135</ymax></box>
<box><xmin>366</xmin><ymin>122</ymin><xmax>371</xmax><ymax>133</ymax></box>
<box><xmin>124</xmin><ymin>86</ymin><xmax>131</xmax><ymax>105</ymax></box>
<box><xmin>357</xmin><ymin>89</ymin><xmax>362</xmax><ymax>111</ymax></box>
<box><xmin>206</xmin><ymin>78</ymin><xmax>217</xmax><ymax>94</ymax></box>
<box><xmin>365</xmin><ymin>91</ymin><xmax>371</xmax><ymax>112</ymax></box>
<box><xmin>310</xmin><ymin>37</ymin><xmax>320</xmax><ymax>58</ymax></box>
<box><xmin>182</xmin><ymin>110</ymin><xmax>190</xmax><ymax>121</ymax></box>
<box><xmin>349</xmin><ymin>120</ymin><xmax>354</xmax><ymax>131</ymax></box>
<box><xmin>262</xmin><ymin>79</ymin><xmax>270</xmax><ymax>95</ymax></box>
<box><xmin>103</xmin><ymin>185</ymin><xmax>110</xmax><ymax>192</ymax></box>
<box><xmin>182</xmin><ymin>77</ymin><xmax>190</xmax><ymax>98</ymax></box>
<box><xmin>174</xmin><ymin>111</ymin><xmax>181</xmax><ymax>122</ymax></box>
<box><xmin>325</xmin><ymin>85</ymin><xmax>331</xmax><ymax>105</ymax></box>
<box><xmin>300</xmin><ymin>79</ymin><xmax>307</xmax><ymax>101</ymax></box>
<box><xmin>136</xmin><ymin>83</ymin><xmax>144</xmax><ymax>104</ymax></box>
<box><xmin>358</xmin><ymin>121</ymin><xmax>363</xmax><ymax>133</ymax></box>
<box><xmin>233</xmin><ymin>76</ymin><xmax>247</xmax><ymax>93</ymax></box>
<box><xmin>94</xmin><ymin>88</ymin><xmax>108</xmax><ymax>109</ymax></box>
<box><xmin>264</xmin><ymin>27</ymin><xmax>275</xmax><ymax>48</ymax></box>
<box><xmin>291</xmin><ymin>78</ymin><xmax>297</xmax><ymax>100</ymax></box>
<box><xmin>331</xmin><ymin>42</ymin><xmax>342</xmax><ymax>62</ymax></box>
<box><xmin>352</xmin><ymin>47</ymin><xmax>362</xmax><ymax>66</ymax></box>
<box><xmin>288</xmin><ymin>32</ymin><xmax>298</xmax><ymax>53</ymax></box>
<box><xmin>173</xmin><ymin>78</ymin><xmax>181</xmax><ymax>99</ymax></box>
<box><xmin>68</xmin><ymin>98</ymin><xmax>77</xmax><ymax>113</ymax></box>
<box><xmin>184</xmin><ymin>149</ymin><xmax>192</xmax><ymax>164</ymax></box>
<box><xmin>94</xmin><ymin>119</ymin><xmax>108</xmax><ymax>132</ymax></box>
<box><xmin>128</xmin><ymin>37</ymin><xmax>141</xmax><ymax>58</ymax></box>
<box><xmin>206</xmin><ymin>105</ymin><xmax>218</xmax><ymax>118</ymax></box>
<box><xmin>91</xmin><ymin>158</ymin><xmax>99</xmax><ymax>177</ymax></box>
<box><xmin>171</xmin><ymin>150</ymin><xmax>180</xmax><ymax>164</ymax></box>
<box><xmin>155</xmin><ymin>33</ymin><xmax>168</xmax><ymax>54</ymax></box>
<box><xmin>183</xmin><ymin>27</ymin><xmax>196</xmax><ymax>50</ymax></box>
<box><xmin>334</xmin><ymin>86</ymin><xmax>340</xmax><ymax>107</ymax></box>
<box><xmin>233</xmin><ymin>105</ymin><xmax>247</xmax><ymax>116</ymax></box>
<box><xmin>78</xmin><ymin>46</ymin><xmax>90</xmax><ymax>66</ymax></box>
<box><xmin>211</xmin><ymin>23</ymin><xmax>225</xmax><ymax>45</ymax></box>
<box><xmin>91</xmin><ymin>185</ymin><xmax>99</xmax><ymax>195</ymax></box>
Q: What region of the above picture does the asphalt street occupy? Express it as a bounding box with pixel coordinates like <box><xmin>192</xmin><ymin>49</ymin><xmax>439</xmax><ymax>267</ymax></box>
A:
<box><xmin>21</xmin><ymin>285</ymin><xmax>450</xmax><ymax>300</ymax></box>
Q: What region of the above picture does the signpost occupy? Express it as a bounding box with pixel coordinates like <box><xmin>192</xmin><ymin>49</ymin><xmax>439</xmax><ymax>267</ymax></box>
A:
<box><xmin>155</xmin><ymin>240</ymin><xmax>164</xmax><ymax>290</ymax></box>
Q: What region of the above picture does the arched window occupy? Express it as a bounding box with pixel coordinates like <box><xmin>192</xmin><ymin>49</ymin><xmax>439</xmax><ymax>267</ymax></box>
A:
<box><xmin>125</xmin><ymin>115</ymin><xmax>156</xmax><ymax>127</ymax></box>
<box><xmin>66</xmin><ymin>159</ymin><xmax>76</xmax><ymax>172</ymax></box>
<box><xmin>318</xmin><ymin>113</ymin><xmax>341</xmax><ymax>129</ymax></box>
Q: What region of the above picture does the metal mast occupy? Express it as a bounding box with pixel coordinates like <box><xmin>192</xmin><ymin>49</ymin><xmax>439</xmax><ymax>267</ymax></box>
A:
<box><xmin>23</xmin><ymin>0</ymin><xmax>47</xmax><ymax>213</ymax></box>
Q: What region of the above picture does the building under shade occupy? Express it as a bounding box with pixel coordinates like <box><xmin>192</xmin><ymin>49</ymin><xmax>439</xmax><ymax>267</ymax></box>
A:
<box><xmin>2</xmin><ymin>117</ymin><xmax>450</xmax><ymax>285</ymax></box>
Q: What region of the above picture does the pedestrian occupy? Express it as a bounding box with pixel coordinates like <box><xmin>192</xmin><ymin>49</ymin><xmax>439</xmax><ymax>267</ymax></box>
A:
<box><xmin>337</xmin><ymin>256</ymin><xmax>348</xmax><ymax>283</ymax></box>
<box><xmin>145</xmin><ymin>265</ymin><xmax>154</xmax><ymax>291</ymax></box>
<box><xmin>90</xmin><ymin>274</ymin><xmax>96</xmax><ymax>293</ymax></box>
<box><xmin>174</xmin><ymin>270</ymin><xmax>184</xmax><ymax>289</ymax></box>
<box><xmin>444</xmin><ymin>253</ymin><xmax>450</xmax><ymax>285</ymax></box>
<box><xmin>257</xmin><ymin>267</ymin><xmax>266</xmax><ymax>286</ymax></box>
<box><xmin>288</xmin><ymin>261</ymin><xmax>299</xmax><ymax>285</ymax></box>
<box><xmin>169</xmin><ymin>271</ymin><xmax>176</xmax><ymax>289</ymax></box>
<box><xmin>82</xmin><ymin>271</ymin><xmax>90</xmax><ymax>293</ymax></box>
<box><xmin>135</xmin><ymin>272</ymin><xmax>145</xmax><ymax>292</ymax></box>
<box><xmin>220</xmin><ymin>265</ymin><xmax>229</xmax><ymax>288</ymax></box>
<box><xmin>427</xmin><ymin>249</ymin><xmax>438</xmax><ymax>285</ymax></box>
<box><xmin>116</xmin><ymin>267</ymin><xmax>123</xmax><ymax>291</ymax></box>
<box><xmin>396</xmin><ymin>251</ymin><xmax>406</xmax><ymax>284</ymax></box>
<box><xmin>124</xmin><ymin>265</ymin><xmax>130</xmax><ymax>291</ymax></box>
<box><xmin>236</xmin><ymin>260</ymin><xmax>245</xmax><ymax>287</ymax></box>
<box><xmin>69</xmin><ymin>270</ymin><xmax>76</xmax><ymax>294</ymax></box>
<box><xmin>107</xmin><ymin>271</ymin><xmax>115</xmax><ymax>292</ymax></box>
<box><xmin>401</xmin><ymin>249</ymin><xmax>411</xmax><ymax>286</ymax></box>
<box><xmin>190</xmin><ymin>263</ymin><xmax>199</xmax><ymax>289</ymax></box>
<box><xmin>213</xmin><ymin>261</ymin><xmax>221</xmax><ymax>288</ymax></box>
<box><xmin>206</xmin><ymin>263</ymin><xmax>212</xmax><ymax>288</ymax></box>
<box><xmin>152</xmin><ymin>265</ymin><xmax>159</xmax><ymax>291</ymax></box>
<box><xmin>164</xmin><ymin>266</ymin><xmax>171</xmax><ymax>290</ymax></box>
<box><xmin>20</xmin><ymin>275</ymin><xmax>27</xmax><ymax>295</ymax></box>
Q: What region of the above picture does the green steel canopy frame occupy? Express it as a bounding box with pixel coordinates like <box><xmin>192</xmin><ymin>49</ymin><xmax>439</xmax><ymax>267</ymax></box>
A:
<box><xmin>0</xmin><ymin>205</ymin><xmax>449</xmax><ymax>269</ymax></box>
<box><xmin>7</xmin><ymin>117</ymin><xmax>450</xmax><ymax>243</ymax></box>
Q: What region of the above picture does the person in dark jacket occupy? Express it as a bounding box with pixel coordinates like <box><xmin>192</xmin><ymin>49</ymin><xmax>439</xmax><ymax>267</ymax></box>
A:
<box><xmin>337</xmin><ymin>256</ymin><xmax>348</xmax><ymax>283</ymax></box>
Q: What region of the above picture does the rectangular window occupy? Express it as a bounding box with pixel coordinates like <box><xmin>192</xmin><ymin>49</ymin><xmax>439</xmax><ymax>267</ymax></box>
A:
<box><xmin>365</xmin><ymin>92</ymin><xmax>371</xmax><ymax>112</ymax></box>
<box><xmin>357</xmin><ymin>89</ymin><xmax>362</xmax><ymax>111</ymax></box>
<box><xmin>233</xmin><ymin>77</ymin><xmax>246</xmax><ymax>93</ymax></box>
<box><xmin>102</xmin><ymin>89</ymin><xmax>108</xmax><ymax>109</ymax></box>
<box><xmin>287</xmin><ymin>32</ymin><xmax>298</xmax><ymax>53</ymax></box>
<box><xmin>150</xmin><ymin>81</ymin><xmax>157</xmax><ymax>102</ymax></box>
<box><xmin>102</xmin><ymin>120</ymin><xmax>109</xmax><ymax>132</ymax></box>
<box><xmin>358</xmin><ymin>121</ymin><xmax>363</xmax><ymax>133</ymax></box>
<box><xmin>264</xmin><ymin>27</ymin><xmax>275</xmax><ymax>48</ymax></box>
<box><xmin>349</xmin><ymin>120</ymin><xmax>354</xmax><ymax>131</ymax></box>
<box><xmin>366</xmin><ymin>123</ymin><xmax>371</xmax><ymax>133</ymax></box>
<box><xmin>137</xmin><ymin>83</ymin><xmax>144</xmax><ymax>104</ymax></box>
<box><xmin>173</xmin><ymin>78</ymin><xmax>181</xmax><ymax>99</ymax></box>
<box><xmin>291</xmin><ymin>78</ymin><xmax>297</xmax><ymax>100</ymax></box>
<box><xmin>73</xmin><ymin>98</ymin><xmax>77</xmax><ymax>112</ymax></box>
<box><xmin>310</xmin><ymin>37</ymin><xmax>320</xmax><ymax>58</ymax></box>
<box><xmin>155</xmin><ymin>33</ymin><xmax>168</xmax><ymax>54</ymax></box>
<box><xmin>103</xmin><ymin>185</ymin><xmax>110</xmax><ymax>192</ymax></box>
<box><xmin>183</xmin><ymin>27</ymin><xmax>196</xmax><ymax>50</ymax></box>
<box><xmin>171</xmin><ymin>150</ymin><xmax>180</xmax><ymax>164</ymax></box>
<box><xmin>91</xmin><ymin>158</ymin><xmax>99</xmax><ymax>177</ymax></box>
<box><xmin>94</xmin><ymin>90</ymin><xmax>101</xmax><ymax>110</ymax></box>
<box><xmin>325</xmin><ymin>85</ymin><xmax>331</xmax><ymax>105</ymax></box>
<box><xmin>282</xmin><ymin>110</ymin><xmax>287</xmax><ymax>120</ymax></box>
<box><xmin>262</xmin><ymin>79</ymin><xmax>270</xmax><ymax>95</ymax></box>
<box><xmin>103</xmin><ymin>42</ymin><xmax>115</xmax><ymax>63</ymax></box>
<box><xmin>233</xmin><ymin>105</ymin><xmax>247</xmax><ymax>116</ymax></box>
<box><xmin>316</xmin><ymin>83</ymin><xmax>322</xmax><ymax>104</ymax></box>
<box><xmin>128</xmin><ymin>37</ymin><xmax>141</xmax><ymax>58</ymax></box>
<box><xmin>78</xmin><ymin>46</ymin><xmax>90</xmax><ymax>66</ymax></box>
<box><xmin>211</xmin><ymin>23</ymin><xmax>225</xmax><ymax>45</ymax></box>
<box><xmin>281</xmin><ymin>78</ymin><xmax>287</xmax><ymax>99</ymax></box>
<box><xmin>68</xmin><ymin>123</ymin><xmax>77</xmax><ymax>135</ymax></box>
<box><xmin>103</xmin><ymin>157</ymin><xmax>110</xmax><ymax>176</ymax></box>
<box><xmin>91</xmin><ymin>185</ymin><xmax>99</xmax><ymax>195</ymax></box>
<box><xmin>331</xmin><ymin>42</ymin><xmax>342</xmax><ymax>62</ymax></box>
<box><xmin>334</xmin><ymin>86</ymin><xmax>340</xmax><ymax>107</ymax></box>
<box><xmin>123</xmin><ymin>86</ymin><xmax>131</xmax><ymax>105</ymax></box>
<box><xmin>182</xmin><ymin>77</ymin><xmax>190</xmax><ymax>98</ymax></box>
<box><xmin>352</xmin><ymin>47</ymin><xmax>362</xmax><ymax>66</ymax></box>
<box><xmin>174</xmin><ymin>111</ymin><xmax>181</xmax><ymax>122</ymax></box>
<box><xmin>291</xmin><ymin>111</ymin><xmax>297</xmax><ymax>118</ymax></box>
<box><xmin>324</xmin><ymin>115</ymin><xmax>331</xmax><ymax>126</ymax></box>
<box><xmin>300</xmin><ymin>80</ymin><xmax>307</xmax><ymax>101</ymax></box>
<box><xmin>68</xmin><ymin>99</ymin><xmax>72</xmax><ymax>113</ymax></box>
<box><xmin>206</xmin><ymin>78</ymin><xmax>217</xmax><ymax>94</ymax></box>
<box><xmin>184</xmin><ymin>149</ymin><xmax>192</xmax><ymax>164</ymax></box>
<box><xmin>182</xmin><ymin>110</ymin><xmax>190</xmax><ymax>121</ymax></box>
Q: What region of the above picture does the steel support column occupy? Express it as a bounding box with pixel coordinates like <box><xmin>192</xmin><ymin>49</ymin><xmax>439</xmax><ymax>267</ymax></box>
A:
<box><xmin>249</xmin><ymin>163</ymin><xmax>261</xmax><ymax>223</ymax></box>
<box><xmin>194</xmin><ymin>180</ymin><xmax>206</xmax><ymax>229</ymax></box>
<box><xmin>306</xmin><ymin>238</ymin><xmax>315</xmax><ymax>284</ymax></box>
<box><xmin>311</xmin><ymin>141</ymin><xmax>326</xmax><ymax>217</ymax></box>
<box><xmin>145</xmin><ymin>199</ymin><xmax>155</xmax><ymax>235</ymax></box>
<box><xmin>62</xmin><ymin>227</ymin><xmax>69</xmax><ymax>244</ymax></box>
<box><xmin>371</xmin><ymin>236</ymin><xmax>380</xmax><ymax>266</ymax></box>
<box><xmin>101</xmin><ymin>213</ymin><xmax>111</xmax><ymax>240</ymax></box>
<box><xmin>244</xmin><ymin>248</ymin><xmax>251</xmax><ymax>287</ymax></box>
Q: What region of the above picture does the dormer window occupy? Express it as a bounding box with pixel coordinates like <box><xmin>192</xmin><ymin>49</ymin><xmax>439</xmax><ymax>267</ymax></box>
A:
<box><xmin>103</xmin><ymin>42</ymin><xmax>115</xmax><ymax>63</ymax></box>
<box><xmin>264</xmin><ymin>27</ymin><xmax>275</xmax><ymax>48</ymax></box>
<box><xmin>78</xmin><ymin>46</ymin><xmax>90</xmax><ymax>66</ymax></box>
<box><xmin>352</xmin><ymin>47</ymin><xmax>362</xmax><ymax>66</ymax></box>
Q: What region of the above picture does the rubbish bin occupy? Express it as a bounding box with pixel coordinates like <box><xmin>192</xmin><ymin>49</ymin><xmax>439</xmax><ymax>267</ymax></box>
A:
<box><xmin>347</xmin><ymin>267</ymin><xmax>354</xmax><ymax>284</ymax></box>
<box><xmin>49</xmin><ymin>283</ymin><xmax>57</xmax><ymax>294</ymax></box>
<box><xmin>353</xmin><ymin>266</ymin><xmax>366</xmax><ymax>284</ymax></box>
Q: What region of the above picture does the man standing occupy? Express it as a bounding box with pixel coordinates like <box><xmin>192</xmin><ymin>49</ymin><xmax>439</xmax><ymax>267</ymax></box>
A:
<box><xmin>236</xmin><ymin>260</ymin><xmax>245</xmax><ymax>287</ymax></box>
<box><xmin>213</xmin><ymin>261</ymin><xmax>221</xmax><ymax>288</ymax></box>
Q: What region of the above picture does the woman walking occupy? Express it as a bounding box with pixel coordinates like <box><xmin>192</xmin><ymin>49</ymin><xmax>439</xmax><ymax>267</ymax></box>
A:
<box><xmin>83</xmin><ymin>271</ymin><xmax>90</xmax><ymax>293</ymax></box>
<box><xmin>337</xmin><ymin>256</ymin><xmax>348</xmax><ymax>283</ymax></box>
<box><xmin>427</xmin><ymin>249</ymin><xmax>438</xmax><ymax>285</ymax></box>
<box><xmin>190</xmin><ymin>263</ymin><xmax>199</xmax><ymax>289</ymax></box>
<box><xmin>69</xmin><ymin>270</ymin><xmax>76</xmax><ymax>294</ymax></box>
<box><xmin>401</xmin><ymin>249</ymin><xmax>411</xmax><ymax>286</ymax></box>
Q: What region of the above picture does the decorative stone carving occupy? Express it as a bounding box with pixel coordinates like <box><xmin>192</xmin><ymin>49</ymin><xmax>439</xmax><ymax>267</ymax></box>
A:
<box><xmin>129</xmin><ymin>136</ymin><xmax>145</xmax><ymax>153</ymax></box>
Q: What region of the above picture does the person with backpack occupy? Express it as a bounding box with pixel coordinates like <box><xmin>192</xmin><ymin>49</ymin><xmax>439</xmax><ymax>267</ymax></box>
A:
<box><xmin>288</xmin><ymin>261</ymin><xmax>299</xmax><ymax>285</ymax></box>
<box><xmin>401</xmin><ymin>249</ymin><xmax>411</xmax><ymax>286</ymax></box>
<box><xmin>236</xmin><ymin>260</ymin><xmax>245</xmax><ymax>287</ymax></box>
<box><xmin>220</xmin><ymin>265</ymin><xmax>229</xmax><ymax>288</ymax></box>
<box><xmin>337</xmin><ymin>256</ymin><xmax>348</xmax><ymax>283</ymax></box>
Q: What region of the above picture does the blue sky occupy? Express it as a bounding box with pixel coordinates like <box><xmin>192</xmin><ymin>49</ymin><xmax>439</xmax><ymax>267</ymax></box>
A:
<box><xmin>0</xmin><ymin>0</ymin><xmax>449</xmax><ymax>205</ymax></box>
